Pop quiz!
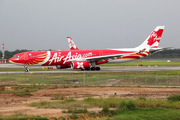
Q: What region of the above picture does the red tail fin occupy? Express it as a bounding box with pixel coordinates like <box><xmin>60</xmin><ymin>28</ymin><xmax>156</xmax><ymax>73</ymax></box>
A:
<box><xmin>136</xmin><ymin>26</ymin><xmax>165</xmax><ymax>49</ymax></box>
<box><xmin>67</xmin><ymin>37</ymin><xmax>79</xmax><ymax>50</ymax></box>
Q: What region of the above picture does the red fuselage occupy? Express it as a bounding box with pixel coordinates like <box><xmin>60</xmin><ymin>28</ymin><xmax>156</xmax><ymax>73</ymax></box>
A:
<box><xmin>9</xmin><ymin>49</ymin><xmax>149</xmax><ymax>68</ymax></box>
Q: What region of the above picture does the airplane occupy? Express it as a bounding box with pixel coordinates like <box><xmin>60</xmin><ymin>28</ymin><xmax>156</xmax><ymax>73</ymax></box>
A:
<box><xmin>9</xmin><ymin>26</ymin><xmax>168</xmax><ymax>72</ymax></box>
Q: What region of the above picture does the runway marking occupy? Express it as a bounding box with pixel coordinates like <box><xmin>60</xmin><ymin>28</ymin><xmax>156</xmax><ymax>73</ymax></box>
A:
<box><xmin>73</xmin><ymin>71</ymin><xmax>79</xmax><ymax>73</ymax></box>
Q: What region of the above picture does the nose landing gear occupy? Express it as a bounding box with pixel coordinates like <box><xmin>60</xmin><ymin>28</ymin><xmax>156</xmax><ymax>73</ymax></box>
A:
<box><xmin>24</xmin><ymin>66</ymin><xmax>29</xmax><ymax>72</ymax></box>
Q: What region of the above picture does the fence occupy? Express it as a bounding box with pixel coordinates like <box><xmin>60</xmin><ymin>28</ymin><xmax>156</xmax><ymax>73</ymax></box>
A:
<box><xmin>0</xmin><ymin>72</ymin><xmax>180</xmax><ymax>86</ymax></box>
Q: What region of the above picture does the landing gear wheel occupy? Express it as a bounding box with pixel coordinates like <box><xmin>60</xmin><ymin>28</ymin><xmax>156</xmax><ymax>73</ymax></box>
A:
<box><xmin>91</xmin><ymin>67</ymin><xmax>96</xmax><ymax>71</ymax></box>
<box><xmin>95</xmin><ymin>67</ymin><xmax>100</xmax><ymax>71</ymax></box>
<box><xmin>81</xmin><ymin>68</ymin><xmax>85</xmax><ymax>71</ymax></box>
<box><xmin>24</xmin><ymin>66</ymin><xmax>29</xmax><ymax>72</ymax></box>
<box><xmin>85</xmin><ymin>67</ymin><xmax>90</xmax><ymax>71</ymax></box>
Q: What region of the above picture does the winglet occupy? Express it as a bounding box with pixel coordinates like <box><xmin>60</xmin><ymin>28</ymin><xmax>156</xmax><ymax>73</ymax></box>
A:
<box><xmin>67</xmin><ymin>37</ymin><xmax>79</xmax><ymax>50</ymax></box>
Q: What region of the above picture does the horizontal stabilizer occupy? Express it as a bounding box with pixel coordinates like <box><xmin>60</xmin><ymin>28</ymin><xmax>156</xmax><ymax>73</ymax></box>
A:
<box><xmin>149</xmin><ymin>47</ymin><xmax>173</xmax><ymax>54</ymax></box>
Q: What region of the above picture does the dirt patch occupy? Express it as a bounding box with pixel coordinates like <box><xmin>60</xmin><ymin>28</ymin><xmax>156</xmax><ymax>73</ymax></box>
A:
<box><xmin>1</xmin><ymin>87</ymin><xmax>180</xmax><ymax>118</ymax></box>
<box><xmin>0</xmin><ymin>86</ymin><xmax>18</xmax><ymax>91</ymax></box>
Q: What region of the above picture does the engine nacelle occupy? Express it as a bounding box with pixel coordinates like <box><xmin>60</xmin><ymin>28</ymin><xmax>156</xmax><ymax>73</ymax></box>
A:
<box><xmin>96</xmin><ymin>60</ymin><xmax>108</xmax><ymax>65</ymax></box>
<box><xmin>71</xmin><ymin>61</ymin><xmax>90</xmax><ymax>69</ymax></box>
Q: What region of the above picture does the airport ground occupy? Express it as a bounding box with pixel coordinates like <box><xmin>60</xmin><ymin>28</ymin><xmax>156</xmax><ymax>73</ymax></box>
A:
<box><xmin>1</xmin><ymin>62</ymin><xmax>180</xmax><ymax>119</ymax></box>
<box><xmin>1</xmin><ymin>86</ymin><xmax>180</xmax><ymax>119</ymax></box>
<box><xmin>2</xmin><ymin>62</ymin><xmax>180</xmax><ymax>73</ymax></box>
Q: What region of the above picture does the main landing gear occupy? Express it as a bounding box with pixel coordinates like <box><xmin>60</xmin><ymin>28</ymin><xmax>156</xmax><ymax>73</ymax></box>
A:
<box><xmin>81</xmin><ymin>67</ymin><xmax>101</xmax><ymax>71</ymax></box>
<box><xmin>81</xmin><ymin>62</ymin><xmax>101</xmax><ymax>71</ymax></box>
<box><xmin>91</xmin><ymin>62</ymin><xmax>100</xmax><ymax>71</ymax></box>
<box><xmin>91</xmin><ymin>67</ymin><xmax>100</xmax><ymax>71</ymax></box>
<box><xmin>24</xmin><ymin>66</ymin><xmax>29</xmax><ymax>72</ymax></box>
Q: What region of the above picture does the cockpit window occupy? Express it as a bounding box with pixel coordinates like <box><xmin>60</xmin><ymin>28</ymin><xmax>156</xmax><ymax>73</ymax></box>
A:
<box><xmin>13</xmin><ymin>56</ymin><xmax>19</xmax><ymax>58</ymax></box>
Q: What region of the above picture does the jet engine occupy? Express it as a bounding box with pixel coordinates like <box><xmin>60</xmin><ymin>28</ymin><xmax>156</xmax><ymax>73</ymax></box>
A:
<box><xmin>71</xmin><ymin>61</ymin><xmax>90</xmax><ymax>69</ymax></box>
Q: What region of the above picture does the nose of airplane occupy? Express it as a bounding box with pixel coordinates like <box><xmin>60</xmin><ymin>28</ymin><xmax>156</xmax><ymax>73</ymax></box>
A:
<box><xmin>9</xmin><ymin>57</ymin><xmax>14</xmax><ymax>63</ymax></box>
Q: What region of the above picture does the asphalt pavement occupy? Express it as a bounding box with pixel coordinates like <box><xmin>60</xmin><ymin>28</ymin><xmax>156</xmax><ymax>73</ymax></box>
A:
<box><xmin>1</xmin><ymin>64</ymin><xmax>180</xmax><ymax>74</ymax></box>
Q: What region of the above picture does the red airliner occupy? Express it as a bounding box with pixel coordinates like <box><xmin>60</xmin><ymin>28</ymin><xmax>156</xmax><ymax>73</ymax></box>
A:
<box><xmin>9</xmin><ymin>26</ymin><xmax>168</xmax><ymax>72</ymax></box>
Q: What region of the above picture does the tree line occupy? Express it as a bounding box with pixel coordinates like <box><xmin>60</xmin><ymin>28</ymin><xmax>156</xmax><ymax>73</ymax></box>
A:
<box><xmin>0</xmin><ymin>49</ymin><xmax>180</xmax><ymax>60</ymax></box>
<box><xmin>0</xmin><ymin>49</ymin><xmax>31</xmax><ymax>59</ymax></box>
<box><xmin>145</xmin><ymin>49</ymin><xmax>180</xmax><ymax>59</ymax></box>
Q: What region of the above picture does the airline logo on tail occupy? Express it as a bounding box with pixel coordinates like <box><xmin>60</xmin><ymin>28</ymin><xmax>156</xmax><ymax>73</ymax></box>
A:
<box><xmin>136</xmin><ymin>26</ymin><xmax>164</xmax><ymax>49</ymax></box>
<box><xmin>147</xmin><ymin>26</ymin><xmax>164</xmax><ymax>48</ymax></box>
<box><xmin>67</xmin><ymin>37</ymin><xmax>79</xmax><ymax>50</ymax></box>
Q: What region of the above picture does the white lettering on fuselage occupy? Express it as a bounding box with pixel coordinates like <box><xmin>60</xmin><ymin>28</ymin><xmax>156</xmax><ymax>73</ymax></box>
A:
<box><xmin>48</xmin><ymin>52</ymin><xmax>92</xmax><ymax>65</ymax></box>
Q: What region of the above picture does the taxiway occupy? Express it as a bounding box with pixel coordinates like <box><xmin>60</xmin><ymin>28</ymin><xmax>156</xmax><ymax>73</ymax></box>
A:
<box><xmin>1</xmin><ymin>64</ymin><xmax>180</xmax><ymax>74</ymax></box>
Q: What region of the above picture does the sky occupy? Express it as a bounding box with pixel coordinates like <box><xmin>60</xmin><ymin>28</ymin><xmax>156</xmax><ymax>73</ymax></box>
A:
<box><xmin>0</xmin><ymin>0</ymin><xmax>180</xmax><ymax>51</ymax></box>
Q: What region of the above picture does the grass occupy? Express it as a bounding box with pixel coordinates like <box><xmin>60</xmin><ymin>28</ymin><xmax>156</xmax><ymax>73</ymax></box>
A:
<box><xmin>104</xmin><ymin>108</ymin><xmax>180</xmax><ymax>120</ymax></box>
<box><xmin>29</xmin><ymin>96</ymin><xmax>180</xmax><ymax>110</ymax></box>
<box><xmin>65</xmin><ymin>107</ymin><xmax>88</xmax><ymax>113</ymax></box>
<box><xmin>30</xmin><ymin>98</ymin><xmax>87</xmax><ymax>109</ymax></box>
<box><xmin>50</xmin><ymin>94</ymin><xmax>66</xmax><ymax>100</ymax></box>
<box><xmin>167</xmin><ymin>94</ymin><xmax>180</xmax><ymax>102</ymax></box>
<box><xmin>45</xmin><ymin>96</ymin><xmax>180</xmax><ymax>120</ymax></box>
<box><xmin>84</xmin><ymin>97</ymin><xmax>180</xmax><ymax>120</ymax></box>
<box><xmin>0</xmin><ymin>113</ymin><xmax>48</xmax><ymax>120</ymax></box>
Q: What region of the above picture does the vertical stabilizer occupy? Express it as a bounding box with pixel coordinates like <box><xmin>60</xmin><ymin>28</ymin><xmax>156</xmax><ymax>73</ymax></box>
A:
<box><xmin>136</xmin><ymin>26</ymin><xmax>165</xmax><ymax>49</ymax></box>
<box><xmin>67</xmin><ymin>37</ymin><xmax>79</xmax><ymax>50</ymax></box>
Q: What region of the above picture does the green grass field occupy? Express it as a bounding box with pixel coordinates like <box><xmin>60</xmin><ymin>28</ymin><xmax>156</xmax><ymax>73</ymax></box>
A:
<box><xmin>104</xmin><ymin>108</ymin><xmax>180</xmax><ymax>120</ymax></box>
<box><xmin>29</xmin><ymin>96</ymin><xmax>180</xmax><ymax>110</ymax></box>
<box><xmin>2</xmin><ymin>108</ymin><xmax>179</xmax><ymax>120</ymax></box>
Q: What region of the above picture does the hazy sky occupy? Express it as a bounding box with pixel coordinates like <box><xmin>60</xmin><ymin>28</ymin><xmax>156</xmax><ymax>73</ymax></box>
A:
<box><xmin>0</xmin><ymin>0</ymin><xmax>180</xmax><ymax>51</ymax></box>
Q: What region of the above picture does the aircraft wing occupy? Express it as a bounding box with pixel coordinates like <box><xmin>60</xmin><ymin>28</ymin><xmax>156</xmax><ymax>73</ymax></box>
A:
<box><xmin>67</xmin><ymin>53</ymin><xmax>130</xmax><ymax>62</ymax></box>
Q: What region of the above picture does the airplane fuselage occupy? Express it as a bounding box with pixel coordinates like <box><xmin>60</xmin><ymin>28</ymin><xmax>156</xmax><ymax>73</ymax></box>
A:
<box><xmin>9</xmin><ymin>49</ymin><xmax>149</xmax><ymax>67</ymax></box>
